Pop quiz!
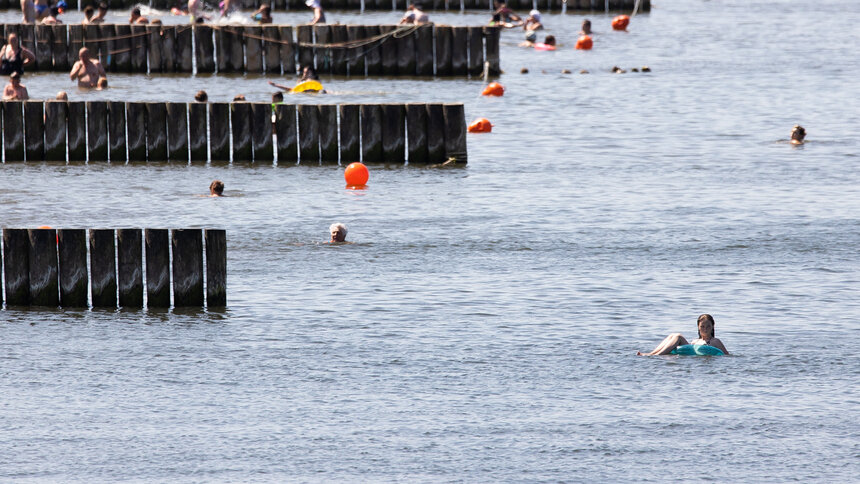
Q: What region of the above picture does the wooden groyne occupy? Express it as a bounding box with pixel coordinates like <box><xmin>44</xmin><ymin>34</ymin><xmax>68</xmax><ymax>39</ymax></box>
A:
<box><xmin>0</xmin><ymin>101</ymin><xmax>467</xmax><ymax>164</ymax></box>
<box><xmin>0</xmin><ymin>0</ymin><xmax>648</xmax><ymax>12</ymax></box>
<box><xmin>0</xmin><ymin>23</ymin><xmax>500</xmax><ymax>77</ymax></box>
<box><xmin>1</xmin><ymin>228</ymin><xmax>225</xmax><ymax>308</ymax></box>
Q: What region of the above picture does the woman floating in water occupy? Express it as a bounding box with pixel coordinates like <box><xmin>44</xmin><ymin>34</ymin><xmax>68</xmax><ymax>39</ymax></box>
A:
<box><xmin>637</xmin><ymin>314</ymin><xmax>729</xmax><ymax>356</ymax></box>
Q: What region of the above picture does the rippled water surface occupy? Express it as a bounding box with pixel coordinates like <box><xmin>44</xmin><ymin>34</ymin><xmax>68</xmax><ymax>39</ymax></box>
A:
<box><xmin>1</xmin><ymin>1</ymin><xmax>859</xmax><ymax>482</ymax></box>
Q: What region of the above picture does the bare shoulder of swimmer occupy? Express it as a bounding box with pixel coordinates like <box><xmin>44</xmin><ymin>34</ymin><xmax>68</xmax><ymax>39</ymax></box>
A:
<box><xmin>708</xmin><ymin>338</ymin><xmax>729</xmax><ymax>355</ymax></box>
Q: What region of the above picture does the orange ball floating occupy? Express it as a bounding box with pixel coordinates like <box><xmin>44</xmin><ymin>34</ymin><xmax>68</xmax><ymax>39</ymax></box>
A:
<box><xmin>481</xmin><ymin>82</ymin><xmax>505</xmax><ymax>97</ymax></box>
<box><xmin>468</xmin><ymin>118</ymin><xmax>493</xmax><ymax>133</ymax></box>
<box><xmin>344</xmin><ymin>162</ymin><xmax>369</xmax><ymax>186</ymax></box>
<box><xmin>575</xmin><ymin>35</ymin><xmax>593</xmax><ymax>50</ymax></box>
<box><xmin>611</xmin><ymin>15</ymin><xmax>630</xmax><ymax>31</ymax></box>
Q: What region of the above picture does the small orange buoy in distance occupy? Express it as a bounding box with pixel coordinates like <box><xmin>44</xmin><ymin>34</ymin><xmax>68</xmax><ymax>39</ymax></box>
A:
<box><xmin>611</xmin><ymin>15</ymin><xmax>630</xmax><ymax>31</ymax></box>
<box><xmin>468</xmin><ymin>118</ymin><xmax>493</xmax><ymax>133</ymax></box>
<box><xmin>481</xmin><ymin>82</ymin><xmax>505</xmax><ymax>97</ymax></box>
<box><xmin>344</xmin><ymin>162</ymin><xmax>369</xmax><ymax>187</ymax></box>
<box><xmin>575</xmin><ymin>35</ymin><xmax>593</xmax><ymax>50</ymax></box>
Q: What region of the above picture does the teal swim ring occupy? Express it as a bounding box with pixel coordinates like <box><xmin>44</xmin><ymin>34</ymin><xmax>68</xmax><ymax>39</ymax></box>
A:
<box><xmin>671</xmin><ymin>344</ymin><xmax>724</xmax><ymax>356</ymax></box>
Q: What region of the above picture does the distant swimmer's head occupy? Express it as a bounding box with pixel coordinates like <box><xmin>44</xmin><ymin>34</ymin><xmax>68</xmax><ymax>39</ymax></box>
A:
<box><xmin>544</xmin><ymin>35</ymin><xmax>556</xmax><ymax>47</ymax></box>
<box><xmin>56</xmin><ymin>91</ymin><xmax>68</xmax><ymax>100</ymax></box>
<box><xmin>195</xmin><ymin>90</ymin><xmax>208</xmax><ymax>102</ymax></box>
<box><xmin>329</xmin><ymin>223</ymin><xmax>348</xmax><ymax>243</ymax></box>
<box><xmin>272</xmin><ymin>92</ymin><xmax>284</xmax><ymax>103</ymax></box>
<box><xmin>790</xmin><ymin>124</ymin><xmax>806</xmax><ymax>145</ymax></box>
<box><xmin>96</xmin><ymin>77</ymin><xmax>108</xmax><ymax>89</ymax></box>
<box><xmin>697</xmin><ymin>314</ymin><xmax>715</xmax><ymax>340</ymax></box>
<box><xmin>528</xmin><ymin>9</ymin><xmax>541</xmax><ymax>22</ymax></box>
<box><xmin>210</xmin><ymin>179</ymin><xmax>224</xmax><ymax>196</ymax></box>
<box><xmin>581</xmin><ymin>19</ymin><xmax>592</xmax><ymax>34</ymax></box>
<box><xmin>524</xmin><ymin>30</ymin><xmax>537</xmax><ymax>43</ymax></box>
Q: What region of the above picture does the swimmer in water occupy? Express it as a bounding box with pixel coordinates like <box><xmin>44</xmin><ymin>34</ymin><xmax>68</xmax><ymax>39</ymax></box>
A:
<box><xmin>268</xmin><ymin>66</ymin><xmax>324</xmax><ymax>93</ymax></box>
<box><xmin>580</xmin><ymin>19</ymin><xmax>592</xmax><ymax>35</ymax></box>
<box><xmin>209</xmin><ymin>180</ymin><xmax>224</xmax><ymax>197</ymax></box>
<box><xmin>251</xmin><ymin>4</ymin><xmax>272</xmax><ymax>24</ymax></box>
<box><xmin>637</xmin><ymin>314</ymin><xmax>729</xmax><ymax>355</ymax></box>
<box><xmin>3</xmin><ymin>72</ymin><xmax>29</xmax><ymax>100</ymax></box>
<box><xmin>329</xmin><ymin>223</ymin><xmax>348</xmax><ymax>243</ymax></box>
<box><xmin>129</xmin><ymin>7</ymin><xmax>149</xmax><ymax>24</ymax></box>
<box><xmin>69</xmin><ymin>47</ymin><xmax>106</xmax><ymax>88</ymax></box>
<box><xmin>790</xmin><ymin>125</ymin><xmax>806</xmax><ymax>145</ymax></box>
<box><xmin>519</xmin><ymin>30</ymin><xmax>537</xmax><ymax>47</ymax></box>
<box><xmin>523</xmin><ymin>9</ymin><xmax>543</xmax><ymax>31</ymax></box>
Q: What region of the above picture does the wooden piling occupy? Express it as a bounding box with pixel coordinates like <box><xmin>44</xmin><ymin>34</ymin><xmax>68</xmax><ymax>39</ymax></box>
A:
<box><xmin>443</xmin><ymin>103</ymin><xmax>467</xmax><ymax>163</ymax></box>
<box><xmin>52</xmin><ymin>25</ymin><xmax>69</xmax><ymax>71</ymax></box>
<box><xmin>89</xmin><ymin>229</ymin><xmax>117</xmax><ymax>307</ymax></box>
<box><xmin>108</xmin><ymin>101</ymin><xmax>126</xmax><ymax>163</ymax></box>
<box><xmin>162</xmin><ymin>25</ymin><xmax>176</xmax><ymax>72</ymax></box>
<box><xmin>229</xmin><ymin>26</ymin><xmax>244</xmax><ymax>72</ymax></box>
<box><xmin>87</xmin><ymin>101</ymin><xmax>108</xmax><ymax>161</ymax></box>
<box><xmin>483</xmin><ymin>26</ymin><xmax>500</xmax><ymax>75</ymax></box>
<box><xmin>318</xmin><ymin>104</ymin><xmax>338</xmax><ymax>164</ymax></box>
<box><xmin>27</xmin><ymin>229</ymin><xmax>59</xmax><ymax>307</ymax></box>
<box><xmin>57</xmin><ymin>229</ymin><xmax>88</xmax><ymax>307</ymax></box>
<box><xmin>176</xmin><ymin>25</ymin><xmax>193</xmax><ymax>72</ymax></box>
<box><xmin>360</xmin><ymin>104</ymin><xmax>383</xmax><ymax>163</ymax></box>
<box><xmin>364</xmin><ymin>26</ymin><xmax>381</xmax><ymax>75</ymax></box>
<box><xmin>67</xmin><ymin>101</ymin><xmax>86</xmax><ymax>162</ymax></box>
<box><xmin>3</xmin><ymin>229</ymin><xmax>30</xmax><ymax>306</ymax></box>
<box><xmin>146</xmin><ymin>102</ymin><xmax>168</xmax><ymax>161</ymax></box>
<box><xmin>148</xmin><ymin>25</ymin><xmax>163</xmax><ymax>73</ymax></box>
<box><xmin>216</xmin><ymin>26</ymin><xmax>230</xmax><ymax>72</ymax></box>
<box><xmin>406</xmin><ymin>103</ymin><xmax>428</xmax><ymax>164</ymax></box>
<box><xmin>339</xmin><ymin>104</ymin><xmax>360</xmax><ymax>163</ymax></box>
<box><xmin>3</xmin><ymin>101</ymin><xmax>24</xmax><ymax>162</ymax></box>
<box><xmin>44</xmin><ymin>101</ymin><xmax>66</xmax><ymax>162</ymax></box>
<box><xmin>83</xmin><ymin>24</ymin><xmax>101</xmax><ymax>64</ymax></box>
<box><xmin>144</xmin><ymin>228</ymin><xmax>170</xmax><ymax>308</ymax></box>
<box><xmin>297</xmin><ymin>104</ymin><xmax>319</xmax><ymax>164</ymax></box>
<box><xmin>34</xmin><ymin>25</ymin><xmax>52</xmax><ymax>69</ymax></box>
<box><xmin>381</xmin><ymin>104</ymin><xmax>405</xmax><ymax>163</ymax></box>
<box><xmin>205</xmin><ymin>229</ymin><xmax>227</xmax><ymax>307</ymax></box>
<box><xmin>415</xmin><ymin>24</ymin><xmax>433</xmax><ymax>76</ymax></box>
<box><xmin>278</xmin><ymin>25</ymin><xmax>295</xmax><ymax>75</ymax></box>
<box><xmin>195</xmin><ymin>25</ymin><xmax>215</xmax><ymax>73</ymax></box>
<box><xmin>166</xmin><ymin>102</ymin><xmax>189</xmax><ymax>162</ymax></box>
<box><xmin>395</xmin><ymin>26</ymin><xmax>416</xmax><ymax>76</ymax></box>
<box><xmin>231</xmin><ymin>101</ymin><xmax>252</xmax><ymax>163</ymax></box>
<box><xmin>189</xmin><ymin>102</ymin><xmax>208</xmax><ymax>162</ymax></box>
<box><xmin>130</xmin><ymin>25</ymin><xmax>147</xmax><ymax>73</ymax></box>
<box><xmin>24</xmin><ymin>101</ymin><xmax>44</xmax><ymax>162</ymax></box>
<box><xmin>275</xmin><ymin>103</ymin><xmax>298</xmax><ymax>164</ymax></box>
<box><xmin>313</xmin><ymin>25</ymin><xmax>331</xmax><ymax>74</ymax></box>
<box><xmin>209</xmin><ymin>102</ymin><xmax>230</xmax><ymax>161</ymax></box>
<box><xmin>99</xmin><ymin>24</ymin><xmax>117</xmax><ymax>71</ymax></box>
<box><xmin>171</xmin><ymin>229</ymin><xmax>204</xmax><ymax>307</ymax></box>
<box><xmin>117</xmin><ymin>228</ymin><xmax>143</xmax><ymax>308</ymax></box>
<box><xmin>250</xmin><ymin>102</ymin><xmax>273</xmax><ymax>162</ymax></box>
<box><xmin>126</xmin><ymin>102</ymin><xmax>146</xmax><ymax>162</ymax></box>
<box><xmin>68</xmin><ymin>24</ymin><xmax>83</xmax><ymax>71</ymax></box>
<box><xmin>426</xmin><ymin>103</ymin><xmax>445</xmax><ymax>163</ymax></box>
<box><xmin>262</xmin><ymin>25</ymin><xmax>281</xmax><ymax>74</ymax></box>
<box><xmin>435</xmin><ymin>25</ymin><xmax>453</xmax><ymax>76</ymax></box>
<box><xmin>467</xmin><ymin>26</ymin><xmax>484</xmax><ymax>77</ymax></box>
<box><xmin>346</xmin><ymin>25</ymin><xmax>365</xmax><ymax>76</ymax></box>
<box><xmin>451</xmin><ymin>27</ymin><xmax>468</xmax><ymax>76</ymax></box>
<box><xmin>114</xmin><ymin>24</ymin><xmax>132</xmax><ymax>72</ymax></box>
<box><xmin>297</xmin><ymin>25</ymin><xmax>313</xmax><ymax>70</ymax></box>
<box><xmin>379</xmin><ymin>25</ymin><xmax>397</xmax><ymax>75</ymax></box>
<box><xmin>331</xmin><ymin>25</ymin><xmax>348</xmax><ymax>75</ymax></box>
<box><xmin>244</xmin><ymin>26</ymin><xmax>263</xmax><ymax>73</ymax></box>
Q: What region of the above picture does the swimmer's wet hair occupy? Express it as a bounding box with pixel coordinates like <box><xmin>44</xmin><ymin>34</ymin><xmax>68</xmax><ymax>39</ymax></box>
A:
<box><xmin>210</xmin><ymin>180</ymin><xmax>224</xmax><ymax>195</ymax></box>
<box><xmin>329</xmin><ymin>223</ymin><xmax>348</xmax><ymax>236</ymax></box>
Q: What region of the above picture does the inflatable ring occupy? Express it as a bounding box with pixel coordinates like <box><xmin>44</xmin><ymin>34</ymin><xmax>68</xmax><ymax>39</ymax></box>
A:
<box><xmin>291</xmin><ymin>80</ymin><xmax>323</xmax><ymax>93</ymax></box>
<box><xmin>671</xmin><ymin>344</ymin><xmax>724</xmax><ymax>356</ymax></box>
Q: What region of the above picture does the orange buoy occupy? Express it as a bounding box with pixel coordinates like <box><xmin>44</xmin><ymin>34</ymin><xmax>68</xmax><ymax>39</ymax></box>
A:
<box><xmin>37</xmin><ymin>225</ymin><xmax>52</xmax><ymax>229</ymax></box>
<box><xmin>481</xmin><ymin>82</ymin><xmax>505</xmax><ymax>97</ymax></box>
<box><xmin>611</xmin><ymin>15</ymin><xmax>630</xmax><ymax>31</ymax></box>
<box><xmin>575</xmin><ymin>35</ymin><xmax>593</xmax><ymax>50</ymax></box>
<box><xmin>467</xmin><ymin>118</ymin><xmax>493</xmax><ymax>133</ymax></box>
<box><xmin>344</xmin><ymin>162</ymin><xmax>369</xmax><ymax>186</ymax></box>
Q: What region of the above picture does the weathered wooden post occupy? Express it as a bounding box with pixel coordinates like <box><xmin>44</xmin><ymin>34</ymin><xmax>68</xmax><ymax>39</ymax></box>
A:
<box><xmin>205</xmin><ymin>229</ymin><xmax>227</xmax><ymax>307</ymax></box>
<box><xmin>339</xmin><ymin>104</ymin><xmax>360</xmax><ymax>163</ymax></box>
<box><xmin>467</xmin><ymin>26</ymin><xmax>484</xmax><ymax>77</ymax></box>
<box><xmin>171</xmin><ymin>229</ymin><xmax>204</xmax><ymax>307</ymax></box>
<box><xmin>278</xmin><ymin>25</ymin><xmax>295</xmax><ymax>75</ymax></box>
<box><xmin>209</xmin><ymin>102</ymin><xmax>230</xmax><ymax>161</ymax></box>
<box><xmin>443</xmin><ymin>103</ymin><xmax>467</xmax><ymax>163</ymax></box>
<box><xmin>245</xmin><ymin>26</ymin><xmax>263</xmax><ymax>73</ymax></box>
<box><xmin>57</xmin><ymin>229</ymin><xmax>88</xmax><ymax>307</ymax></box>
<box><xmin>451</xmin><ymin>27</ymin><xmax>468</xmax><ymax>76</ymax></box>
<box><xmin>166</xmin><ymin>102</ymin><xmax>189</xmax><ymax>162</ymax></box>
<box><xmin>114</xmin><ymin>24</ymin><xmax>132</xmax><ymax>72</ymax></box>
<box><xmin>435</xmin><ymin>25</ymin><xmax>453</xmax><ymax>76</ymax></box>
<box><xmin>415</xmin><ymin>24</ymin><xmax>433</xmax><ymax>76</ymax></box>
<box><xmin>395</xmin><ymin>26</ymin><xmax>416</xmax><ymax>76</ymax></box>
<box><xmin>189</xmin><ymin>102</ymin><xmax>208</xmax><ymax>162</ymax></box>
<box><xmin>176</xmin><ymin>25</ymin><xmax>193</xmax><ymax>72</ymax></box>
<box><xmin>3</xmin><ymin>228</ymin><xmax>30</xmax><ymax>306</ymax></box>
<box><xmin>108</xmin><ymin>101</ymin><xmax>127</xmax><ymax>162</ymax></box>
<box><xmin>117</xmin><ymin>228</ymin><xmax>143</xmax><ymax>308</ymax></box>
<box><xmin>131</xmin><ymin>24</ymin><xmax>147</xmax><ymax>73</ymax></box>
<box><xmin>231</xmin><ymin>101</ymin><xmax>253</xmax><ymax>162</ymax></box>
<box><xmin>426</xmin><ymin>103</ymin><xmax>445</xmax><ymax>163</ymax></box>
<box><xmin>148</xmin><ymin>25</ymin><xmax>163</xmax><ymax>73</ymax></box>
<box><xmin>145</xmin><ymin>228</ymin><xmax>170</xmax><ymax>308</ymax></box>
<box><xmin>360</xmin><ymin>104</ymin><xmax>383</xmax><ymax>162</ymax></box>
<box><xmin>331</xmin><ymin>25</ymin><xmax>348</xmax><ymax>75</ymax></box>
<box><xmin>298</xmin><ymin>104</ymin><xmax>320</xmax><ymax>164</ymax></box>
<box><xmin>146</xmin><ymin>102</ymin><xmax>168</xmax><ymax>161</ymax></box>
<box><xmin>44</xmin><ymin>101</ymin><xmax>67</xmax><ymax>162</ymax></box>
<box><xmin>275</xmin><ymin>103</ymin><xmax>298</xmax><ymax>164</ymax></box>
<box><xmin>67</xmin><ymin>101</ymin><xmax>86</xmax><ymax>162</ymax></box>
<box><xmin>406</xmin><ymin>103</ymin><xmax>428</xmax><ymax>164</ymax></box>
<box><xmin>297</xmin><ymin>25</ymin><xmax>313</xmax><ymax>69</ymax></box>
<box><xmin>346</xmin><ymin>25</ymin><xmax>365</xmax><ymax>76</ymax></box>
<box><xmin>262</xmin><ymin>25</ymin><xmax>281</xmax><ymax>74</ymax></box>
<box><xmin>380</xmin><ymin>25</ymin><xmax>397</xmax><ymax>75</ymax></box>
<box><xmin>364</xmin><ymin>26</ymin><xmax>381</xmax><ymax>75</ymax></box>
<box><xmin>381</xmin><ymin>103</ymin><xmax>405</xmax><ymax>163</ymax></box>
<box><xmin>52</xmin><ymin>25</ymin><xmax>70</xmax><ymax>72</ymax></box>
<box><xmin>24</xmin><ymin>101</ymin><xmax>45</xmax><ymax>161</ymax></box>
<box><xmin>318</xmin><ymin>104</ymin><xmax>338</xmax><ymax>164</ymax></box>
<box><xmin>89</xmin><ymin>229</ymin><xmax>117</xmax><ymax>307</ymax></box>
<box><xmin>126</xmin><ymin>102</ymin><xmax>147</xmax><ymax>162</ymax></box>
<box><xmin>87</xmin><ymin>101</ymin><xmax>108</xmax><ymax>161</ymax></box>
<box><xmin>483</xmin><ymin>26</ymin><xmax>500</xmax><ymax>75</ymax></box>
<box><xmin>195</xmin><ymin>25</ymin><xmax>215</xmax><ymax>73</ymax></box>
<box><xmin>251</xmin><ymin>102</ymin><xmax>273</xmax><ymax>162</ymax></box>
<box><xmin>3</xmin><ymin>101</ymin><xmax>24</xmax><ymax>161</ymax></box>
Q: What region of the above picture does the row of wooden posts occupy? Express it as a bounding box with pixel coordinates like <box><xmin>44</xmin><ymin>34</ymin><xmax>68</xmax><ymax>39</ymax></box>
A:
<box><xmin>0</xmin><ymin>23</ymin><xmax>501</xmax><ymax>77</ymax></box>
<box><xmin>0</xmin><ymin>101</ymin><xmax>467</xmax><ymax>164</ymax></box>
<box><xmin>1</xmin><ymin>228</ymin><xmax>225</xmax><ymax>308</ymax></box>
<box><xmin>0</xmin><ymin>0</ymin><xmax>649</xmax><ymax>12</ymax></box>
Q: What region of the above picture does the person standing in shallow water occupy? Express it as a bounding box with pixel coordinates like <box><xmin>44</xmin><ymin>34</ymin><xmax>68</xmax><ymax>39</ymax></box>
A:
<box><xmin>637</xmin><ymin>314</ymin><xmax>729</xmax><ymax>355</ymax></box>
<box><xmin>70</xmin><ymin>47</ymin><xmax>106</xmax><ymax>88</ymax></box>
<box><xmin>3</xmin><ymin>72</ymin><xmax>29</xmax><ymax>100</ymax></box>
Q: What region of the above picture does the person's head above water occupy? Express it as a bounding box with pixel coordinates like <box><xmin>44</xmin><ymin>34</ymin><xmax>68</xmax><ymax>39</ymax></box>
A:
<box><xmin>697</xmin><ymin>314</ymin><xmax>715</xmax><ymax>340</ymax></box>
<box><xmin>329</xmin><ymin>223</ymin><xmax>348</xmax><ymax>243</ymax></box>
<box><xmin>7</xmin><ymin>33</ymin><xmax>19</xmax><ymax>48</ymax></box>
<box><xmin>195</xmin><ymin>90</ymin><xmax>208</xmax><ymax>102</ymax></box>
<box><xmin>56</xmin><ymin>91</ymin><xmax>68</xmax><ymax>100</ymax></box>
<box><xmin>272</xmin><ymin>92</ymin><xmax>283</xmax><ymax>103</ymax></box>
<box><xmin>791</xmin><ymin>125</ymin><xmax>806</xmax><ymax>144</ymax></box>
<box><xmin>525</xmin><ymin>30</ymin><xmax>537</xmax><ymax>42</ymax></box>
<box><xmin>300</xmin><ymin>65</ymin><xmax>319</xmax><ymax>81</ymax></box>
<box><xmin>581</xmin><ymin>19</ymin><xmax>592</xmax><ymax>34</ymax></box>
<box><xmin>79</xmin><ymin>47</ymin><xmax>91</xmax><ymax>62</ymax></box>
<box><xmin>544</xmin><ymin>35</ymin><xmax>556</xmax><ymax>46</ymax></box>
<box><xmin>210</xmin><ymin>180</ymin><xmax>224</xmax><ymax>196</ymax></box>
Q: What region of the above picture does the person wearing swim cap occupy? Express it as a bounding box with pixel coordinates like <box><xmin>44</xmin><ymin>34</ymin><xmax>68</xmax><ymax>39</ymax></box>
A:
<box><xmin>523</xmin><ymin>9</ymin><xmax>543</xmax><ymax>31</ymax></box>
<box><xmin>306</xmin><ymin>0</ymin><xmax>325</xmax><ymax>25</ymax></box>
<box><xmin>790</xmin><ymin>125</ymin><xmax>806</xmax><ymax>145</ymax></box>
<box><xmin>519</xmin><ymin>30</ymin><xmax>537</xmax><ymax>47</ymax></box>
<box><xmin>637</xmin><ymin>314</ymin><xmax>729</xmax><ymax>356</ymax></box>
